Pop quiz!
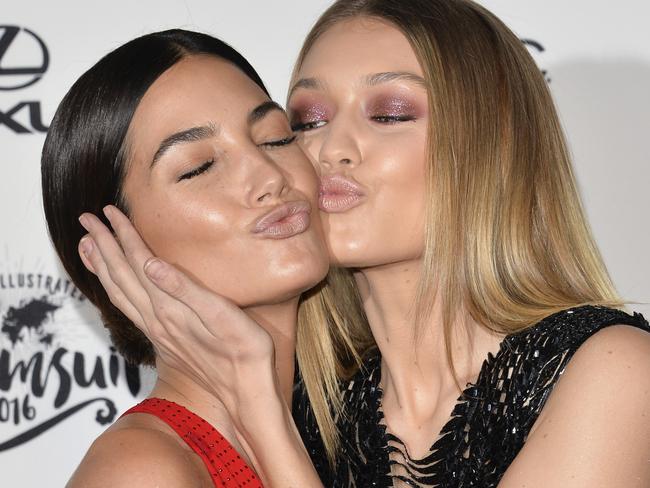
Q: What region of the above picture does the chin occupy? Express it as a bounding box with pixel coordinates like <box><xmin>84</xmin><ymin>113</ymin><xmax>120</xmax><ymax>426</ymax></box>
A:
<box><xmin>242</xmin><ymin>252</ymin><xmax>329</xmax><ymax>307</ymax></box>
<box><xmin>271</xmin><ymin>232</ymin><xmax>329</xmax><ymax>283</ymax></box>
<box><xmin>245</xmin><ymin>269</ymin><xmax>328</xmax><ymax>307</ymax></box>
<box><xmin>326</xmin><ymin>237</ymin><xmax>368</xmax><ymax>267</ymax></box>
<box><xmin>275</xmin><ymin>256</ymin><xmax>329</xmax><ymax>292</ymax></box>
<box><xmin>327</xmin><ymin>241</ymin><xmax>424</xmax><ymax>269</ymax></box>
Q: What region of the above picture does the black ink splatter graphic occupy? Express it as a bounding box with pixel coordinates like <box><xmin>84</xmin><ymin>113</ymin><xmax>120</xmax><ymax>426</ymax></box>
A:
<box><xmin>0</xmin><ymin>275</ymin><xmax>141</xmax><ymax>453</ymax></box>
<box><xmin>1</xmin><ymin>295</ymin><xmax>60</xmax><ymax>346</ymax></box>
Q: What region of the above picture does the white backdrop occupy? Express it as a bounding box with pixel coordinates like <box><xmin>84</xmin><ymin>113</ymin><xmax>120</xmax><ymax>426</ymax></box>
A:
<box><xmin>1</xmin><ymin>1</ymin><xmax>648</xmax><ymax>486</ymax></box>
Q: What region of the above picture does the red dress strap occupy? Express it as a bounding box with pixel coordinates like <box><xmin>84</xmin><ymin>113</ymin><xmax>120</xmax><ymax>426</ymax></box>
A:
<box><xmin>122</xmin><ymin>397</ymin><xmax>263</xmax><ymax>488</ymax></box>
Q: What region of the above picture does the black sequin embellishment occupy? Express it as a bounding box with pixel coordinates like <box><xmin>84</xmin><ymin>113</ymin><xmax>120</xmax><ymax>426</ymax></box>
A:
<box><xmin>293</xmin><ymin>305</ymin><xmax>650</xmax><ymax>487</ymax></box>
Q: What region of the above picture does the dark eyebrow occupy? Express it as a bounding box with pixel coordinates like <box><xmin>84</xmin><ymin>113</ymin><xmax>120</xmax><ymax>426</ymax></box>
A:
<box><xmin>364</xmin><ymin>71</ymin><xmax>427</xmax><ymax>87</ymax></box>
<box><xmin>150</xmin><ymin>124</ymin><xmax>217</xmax><ymax>168</ymax></box>
<box><xmin>248</xmin><ymin>100</ymin><xmax>286</xmax><ymax>126</ymax></box>
<box><xmin>287</xmin><ymin>78</ymin><xmax>324</xmax><ymax>99</ymax></box>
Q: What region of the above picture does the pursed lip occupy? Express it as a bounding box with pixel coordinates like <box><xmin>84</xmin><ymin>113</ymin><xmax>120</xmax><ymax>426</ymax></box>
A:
<box><xmin>252</xmin><ymin>200</ymin><xmax>312</xmax><ymax>239</ymax></box>
<box><xmin>319</xmin><ymin>174</ymin><xmax>366</xmax><ymax>213</ymax></box>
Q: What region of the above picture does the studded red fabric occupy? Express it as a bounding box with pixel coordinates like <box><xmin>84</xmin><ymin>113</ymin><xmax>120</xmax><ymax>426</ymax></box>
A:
<box><xmin>122</xmin><ymin>398</ymin><xmax>263</xmax><ymax>487</ymax></box>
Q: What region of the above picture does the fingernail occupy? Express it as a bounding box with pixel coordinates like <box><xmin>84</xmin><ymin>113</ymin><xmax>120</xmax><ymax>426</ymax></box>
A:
<box><xmin>144</xmin><ymin>258</ymin><xmax>164</xmax><ymax>281</ymax></box>
<box><xmin>80</xmin><ymin>236</ymin><xmax>93</xmax><ymax>256</ymax></box>
<box><xmin>79</xmin><ymin>214</ymin><xmax>89</xmax><ymax>229</ymax></box>
<box><xmin>103</xmin><ymin>205</ymin><xmax>114</xmax><ymax>219</ymax></box>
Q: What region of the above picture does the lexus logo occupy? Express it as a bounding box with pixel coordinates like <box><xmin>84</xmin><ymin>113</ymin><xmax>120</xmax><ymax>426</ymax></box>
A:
<box><xmin>0</xmin><ymin>25</ymin><xmax>49</xmax><ymax>91</ymax></box>
<box><xmin>0</xmin><ymin>25</ymin><xmax>49</xmax><ymax>133</ymax></box>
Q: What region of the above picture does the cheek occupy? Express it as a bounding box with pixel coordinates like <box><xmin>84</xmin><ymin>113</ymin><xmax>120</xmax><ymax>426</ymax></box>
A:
<box><xmin>371</xmin><ymin>128</ymin><xmax>427</xmax><ymax>199</ymax></box>
<box><xmin>139</xmin><ymin>204</ymin><xmax>263</xmax><ymax>304</ymax></box>
<box><xmin>297</xmin><ymin>134</ymin><xmax>324</xmax><ymax>171</ymax></box>
<box><xmin>129</xmin><ymin>184</ymin><xmax>328</xmax><ymax>306</ymax></box>
<box><xmin>284</xmin><ymin>148</ymin><xmax>321</xmax><ymax>201</ymax></box>
<box><xmin>325</xmin><ymin>129</ymin><xmax>427</xmax><ymax>266</ymax></box>
<box><xmin>136</xmin><ymin>193</ymin><xmax>232</xmax><ymax>254</ymax></box>
<box><xmin>131</xmin><ymin>190</ymin><xmax>243</xmax><ymax>287</ymax></box>
<box><xmin>371</xmin><ymin>145</ymin><xmax>426</xmax><ymax>246</ymax></box>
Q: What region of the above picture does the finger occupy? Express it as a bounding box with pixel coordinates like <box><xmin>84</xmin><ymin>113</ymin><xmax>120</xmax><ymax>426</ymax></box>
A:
<box><xmin>144</xmin><ymin>257</ymin><xmax>233</xmax><ymax>315</ymax></box>
<box><xmin>102</xmin><ymin>205</ymin><xmax>161</xmax><ymax>295</ymax></box>
<box><xmin>79</xmin><ymin>213</ymin><xmax>155</xmax><ymax>321</ymax></box>
<box><xmin>105</xmin><ymin>207</ymin><xmax>267</xmax><ymax>351</ymax></box>
<box><xmin>143</xmin><ymin>258</ymin><xmax>267</xmax><ymax>346</ymax></box>
<box><xmin>78</xmin><ymin>234</ymin><xmax>145</xmax><ymax>327</ymax></box>
<box><xmin>99</xmin><ymin>207</ymin><xmax>207</xmax><ymax>341</ymax></box>
<box><xmin>79</xmin><ymin>235</ymin><xmax>97</xmax><ymax>275</ymax></box>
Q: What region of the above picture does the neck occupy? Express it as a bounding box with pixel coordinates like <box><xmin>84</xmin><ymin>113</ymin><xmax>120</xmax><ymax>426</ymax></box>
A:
<box><xmin>149</xmin><ymin>297</ymin><xmax>299</xmax><ymax>455</ymax></box>
<box><xmin>354</xmin><ymin>259</ymin><xmax>503</xmax><ymax>418</ymax></box>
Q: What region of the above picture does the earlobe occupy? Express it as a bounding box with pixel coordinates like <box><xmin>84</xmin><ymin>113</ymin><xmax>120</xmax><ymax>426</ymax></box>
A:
<box><xmin>78</xmin><ymin>236</ymin><xmax>97</xmax><ymax>275</ymax></box>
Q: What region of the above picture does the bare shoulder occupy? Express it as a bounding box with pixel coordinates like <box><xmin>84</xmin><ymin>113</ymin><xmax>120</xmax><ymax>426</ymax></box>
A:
<box><xmin>67</xmin><ymin>419</ymin><xmax>210</xmax><ymax>488</ymax></box>
<box><xmin>559</xmin><ymin>323</ymin><xmax>650</xmax><ymax>397</ymax></box>
<box><xmin>574</xmin><ymin>321</ymin><xmax>650</xmax><ymax>361</ymax></box>
<box><xmin>499</xmin><ymin>324</ymin><xmax>650</xmax><ymax>488</ymax></box>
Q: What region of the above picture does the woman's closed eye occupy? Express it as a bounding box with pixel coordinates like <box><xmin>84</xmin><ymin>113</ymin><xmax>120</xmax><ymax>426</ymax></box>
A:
<box><xmin>370</xmin><ymin>114</ymin><xmax>417</xmax><ymax>124</ymax></box>
<box><xmin>291</xmin><ymin>120</ymin><xmax>327</xmax><ymax>132</ymax></box>
<box><xmin>178</xmin><ymin>159</ymin><xmax>214</xmax><ymax>182</ymax></box>
<box><xmin>367</xmin><ymin>96</ymin><xmax>421</xmax><ymax>124</ymax></box>
<box><xmin>258</xmin><ymin>134</ymin><xmax>297</xmax><ymax>148</ymax></box>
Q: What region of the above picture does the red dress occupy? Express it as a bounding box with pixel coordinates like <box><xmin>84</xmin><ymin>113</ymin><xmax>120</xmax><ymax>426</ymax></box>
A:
<box><xmin>122</xmin><ymin>397</ymin><xmax>264</xmax><ymax>487</ymax></box>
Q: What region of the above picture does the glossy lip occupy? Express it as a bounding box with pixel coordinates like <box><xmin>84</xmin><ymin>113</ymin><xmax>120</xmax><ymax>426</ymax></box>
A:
<box><xmin>319</xmin><ymin>174</ymin><xmax>366</xmax><ymax>213</ymax></box>
<box><xmin>252</xmin><ymin>200</ymin><xmax>312</xmax><ymax>239</ymax></box>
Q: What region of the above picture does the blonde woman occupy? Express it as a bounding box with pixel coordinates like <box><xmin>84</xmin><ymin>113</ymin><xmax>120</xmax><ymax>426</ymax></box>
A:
<box><xmin>81</xmin><ymin>1</ymin><xmax>650</xmax><ymax>487</ymax></box>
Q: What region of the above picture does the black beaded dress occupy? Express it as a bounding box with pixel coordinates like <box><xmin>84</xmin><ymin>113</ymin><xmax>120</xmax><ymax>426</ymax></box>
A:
<box><xmin>293</xmin><ymin>305</ymin><xmax>650</xmax><ymax>487</ymax></box>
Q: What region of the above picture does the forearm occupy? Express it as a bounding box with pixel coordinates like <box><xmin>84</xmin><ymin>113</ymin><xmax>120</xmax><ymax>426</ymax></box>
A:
<box><xmin>239</xmin><ymin>402</ymin><xmax>324</xmax><ymax>488</ymax></box>
<box><xmin>231</xmin><ymin>375</ymin><xmax>324</xmax><ymax>488</ymax></box>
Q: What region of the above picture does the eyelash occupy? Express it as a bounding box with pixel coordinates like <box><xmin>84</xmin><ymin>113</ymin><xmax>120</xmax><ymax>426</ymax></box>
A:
<box><xmin>178</xmin><ymin>160</ymin><xmax>214</xmax><ymax>181</ymax></box>
<box><xmin>258</xmin><ymin>134</ymin><xmax>297</xmax><ymax>148</ymax></box>
<box><xmin>371</xmin><ymin>115</ymin><xmax>416</xmax><ymax>124</ymax></box>
<box><xmin>291</xmin><ymin>121</ymin><xmax>326</xmax><ymax>132</ymax></box>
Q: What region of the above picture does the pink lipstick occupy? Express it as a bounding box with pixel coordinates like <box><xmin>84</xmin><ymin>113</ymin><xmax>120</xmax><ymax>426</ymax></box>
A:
<box><xmin>253</xmin><ymin>201</ymin><xmax>311</xmax><ymax>239</ymax></box>
<box><xmin>319</xmin><ymin>175</ymin><xmax>366</xmax><ymax>213</ymax></box>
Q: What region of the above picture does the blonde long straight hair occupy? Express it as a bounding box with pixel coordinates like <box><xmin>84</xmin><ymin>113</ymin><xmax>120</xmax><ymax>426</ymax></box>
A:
<box><xmin>293</xmin><ymin>0</ymin><xmax>621</xmax><ymax>465</ymax></box>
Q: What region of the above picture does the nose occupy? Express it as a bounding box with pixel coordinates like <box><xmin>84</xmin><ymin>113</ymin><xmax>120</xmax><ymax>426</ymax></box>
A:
<box><xmin>246</xmin><ymin>150</ymin><xmax>289</xmax><ymax>206</ymax></box>
<box><xmin>318</xmin><ymin>118</ymin><xmax>362</xmax><ymax>171</ymax></box>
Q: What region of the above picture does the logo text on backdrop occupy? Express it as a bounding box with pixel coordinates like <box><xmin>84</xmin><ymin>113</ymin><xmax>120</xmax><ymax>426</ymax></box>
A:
<box><xmin>0</xmin><ymin>270</ymin><xmax>142</xmax><ymax>452</ymax></box>
<box><xmin>0</xmin><ymin>25</ymin><xmax>50</xmax><ymax>134</ymax></box>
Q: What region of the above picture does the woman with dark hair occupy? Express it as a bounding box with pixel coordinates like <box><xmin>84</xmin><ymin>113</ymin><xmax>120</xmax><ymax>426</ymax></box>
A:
<box><xmin>42</xmin><ymin>29</ymin><xmax>331</xmax><ymax>487</ymax></box>
<box><xmin>71</xmin><ymin>1</ymin><xmax>650</xmax><ymax>487</ymax></box>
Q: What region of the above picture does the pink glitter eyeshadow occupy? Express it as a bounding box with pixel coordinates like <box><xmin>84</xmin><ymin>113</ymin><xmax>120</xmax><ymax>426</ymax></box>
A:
<box><xmin>367</xmin><ymin>96</ymin><xmax>419</xmax><ymax>116</ymax></box>
<box><xmin>297</xmin><ymin>104</ymin><xmax>328</xmax><ymax>122</ymax></box>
